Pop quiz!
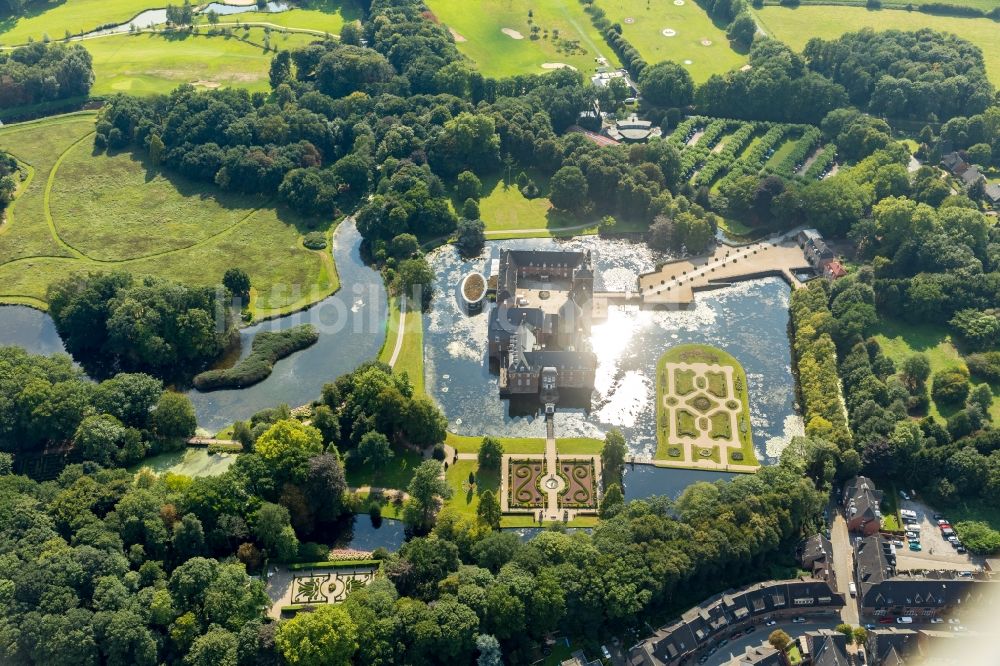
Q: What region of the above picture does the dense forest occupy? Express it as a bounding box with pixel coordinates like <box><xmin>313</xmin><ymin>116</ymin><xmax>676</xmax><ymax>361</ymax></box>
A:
<box><xmin>47</xmin><ymin>272</ymin><xmax>240</xmax><ymax>382</ymax></box>
<box><xmin>0</xmin><ymin>42</ymin><xmax>94</xmax><ymax>108</ymax></box>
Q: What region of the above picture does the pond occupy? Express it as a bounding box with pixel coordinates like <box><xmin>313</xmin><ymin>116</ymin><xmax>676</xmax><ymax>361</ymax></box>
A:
<box><xmin>331</xmin><ymin>515</ymin><xmax>408</xmax><ymax>552</ymax></box>
<box><xmin>199</xmin><ymin>2</ymin><xmax>290</xmax><ymax>16</ymax></box>
<box><xmin>424</xmin><ymin>237</ymin><xmax>803</xmax><ymax>464</ymax></box>
<box><xmin>130</xmin><ymin>447</ymin><xmax>238</xmax><ymax>477</ymax></box>
<box><xmin>83</xmin><ymin>9</ymin><xmax>168</xmax><ymax>38</ymax></box>
<box><xmin>0</xmin><ymin>219</ymin><xmax>388</xmax><ymax>433</ymax></box>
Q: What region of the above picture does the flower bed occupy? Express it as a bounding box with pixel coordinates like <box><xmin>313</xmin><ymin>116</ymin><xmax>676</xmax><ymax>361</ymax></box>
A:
<box><xmin>557</xmin><ymin>459</ymin><xmax>597</xmax><ymax>509</ymax></box>
<box><xmin>508</xmin><ymin>459</ymin><xmax>545</xmax><ymax>508</ymax></box>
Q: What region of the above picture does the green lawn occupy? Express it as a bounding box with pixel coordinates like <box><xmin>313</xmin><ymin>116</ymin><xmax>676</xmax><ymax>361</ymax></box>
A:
<box><xmin>655</xmin><ymin>343</ymin><xmax>759</xmax><ymax>466</ymax></box>
<box><xmin>0</xmin><ymin>113</ymin><xmax>336</xmax><ymax>319</ymax></box>
<box><xmin>785</xmin><ymin>0</ymin><xmax>1000</xmax><ymax>9</ymax></box>
<box><xmin>0</xmin><ymin>0</ymin><xmax>358</xmax><ymax>45</ymax></box>
<box><xmin>379</xmin><ymin>297</ymin><xmax>425</xmax><ymax>395</ymax></box>
<box><xmin>345</xmin><ymin>447</ymin><xmax>425</xmax><ymax>491</ymax></box>
<box><xmin>477</xmin><ymin>171</ymin><xmax>597</xmax><ymax>234</ymax></box>
<box><xmin>445</xmin><ymin>433</ymin><xmax>604</xmax><ymax>455</ymax></box>
<box><xmin>444</xmin><ymin>459</ymin><xmax>500</xmax><ymax>519</ymax></box>
<box><xmin>0</xmin><ymin>0</ymin><xmax>152</xmax><ymax>45</ymax></box>
<box><xmin>752</xmin><ymin>6</ymin><xmax>1000</xmax><ymax>87</ymax></box>
<box><xmin>598</xmin><ymin>0</ymin><xmax>747</xmax><ymax>82</ymax></box>
<box><xmin>84</xmin><ymin>29</ymin><xmax>318</xmax><ymax>96</ymax></box>
<box><xmin>195</xmin><ymin>1</ymin><xmax>363</xmax><ymax>35</ymax></box>
<box><xmin>425</xmin><ymin>0</ymin><xmax>619</xmax><ymax>78</ymax></box>
<box><xmin>871</xmin><ymin>318</ymin><xmax>999</xmax><ymax>422</ymax></box>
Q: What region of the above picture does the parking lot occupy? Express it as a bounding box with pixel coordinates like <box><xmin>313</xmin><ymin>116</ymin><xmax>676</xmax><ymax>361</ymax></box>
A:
<box><xmin>895</xmin><ymin>498</ymin><xmax>982</xmax><ymax>570</ymax></box>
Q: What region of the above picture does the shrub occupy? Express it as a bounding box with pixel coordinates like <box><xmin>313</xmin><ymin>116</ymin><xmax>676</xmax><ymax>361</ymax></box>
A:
<box><xmin>303</xmin><ymin>231</ymin><xmax>327</xmax><ymax>250</ymax></box>
<box><xmin>967</xmin><ymin>352</ymin><xmax>1000</xmax><ymax>383</ymax></box>
<box><xmin>953</xmin><ymin>521</ymin><xmax>1000</xmax><ymax>555</ymax></box>
<box><xmin>193</xmin><ymin>325</ymin><xmax>319</xmax><ymax>391</ymax></box>
<box><xmin>931</xmin><ymin>368</ymin><xmax>971</xmax><ymax>406</ymax></box>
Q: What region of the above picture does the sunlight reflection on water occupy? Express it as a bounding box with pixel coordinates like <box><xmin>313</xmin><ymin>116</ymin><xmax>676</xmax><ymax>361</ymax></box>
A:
<box><xmin>425</xmin><ymin>237</ymin><xmax>803</xmax><ymax>464</ymax></box>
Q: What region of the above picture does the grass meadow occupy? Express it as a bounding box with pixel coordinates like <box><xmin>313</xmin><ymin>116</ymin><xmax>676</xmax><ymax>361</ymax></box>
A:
<box><xmin>425</xmin><ymin>0</ymin><xmax>619</xmax><ymax>77</ymax></box>
<box><xmin>752</xmin><ymin>6</ymin><xmax>1000</xmax><ymax>86</ymax></box>
<box><xmin>598</xmin><ymin>0</ymin><xmax>747</xmax><ymax>82</ymax></box>
<box><xmin>0</xmin><ymin>113</ymin><xmax>336</xmax><ymax>318</ymax></box>
<box><xmin>872</xmin><ymin>318</ymin><xmax>1000</xmax><ymax>423</ymax></box>
<box><xmin>0</xmin><ymin>0</ymin><xmax>358</xmax><ymax>45</ymax></box>
<box><xmin>86</xmin><ymin>29</ymin><xmax>318</xmax><ymax>96</ymax></box>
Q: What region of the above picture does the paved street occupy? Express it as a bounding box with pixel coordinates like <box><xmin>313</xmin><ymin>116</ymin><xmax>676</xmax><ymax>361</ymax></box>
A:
<box><xmin>830</xmin><ymin>509</ymin><xmax>860</xmax><ymax>625</ymax></box>
<box><xmin>702</xmin><ymin>620</ymin><xmax>833</xmax><ymax>666</ymax></box>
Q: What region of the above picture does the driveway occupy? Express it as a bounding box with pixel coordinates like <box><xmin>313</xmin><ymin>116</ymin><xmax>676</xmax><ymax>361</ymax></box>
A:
<box><xmin>896</xmin><ymin>498</ymin><xmax>983</xmax><ymax>570</ymax></box>
<box><xmin>830</xmin><ymin>509</ymin><xmax>860</xmax><ymax>625</ymax></box>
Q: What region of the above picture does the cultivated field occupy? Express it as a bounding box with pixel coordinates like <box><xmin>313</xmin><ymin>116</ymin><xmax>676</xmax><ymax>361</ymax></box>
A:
<box><xmin>752</xmin><ymin>6</ymin><xmax>1000</xmax><ymax>86</ymax></box>
<box><xmin>85</xmin><ymin>29</ymin><xmax>317</xmax><ymax>95</ymax></box>
<box><xmin>598</xmin><ymin>0</ymin><xmax>746</xmax><ymax>82</ymax></box>
<box><xmin>0</xmin><ymin>113</ymin><xmax>337</xmax><ymax>318</ymax></box>
<box><xmin>425</xmin><ymin>0</ymin><xmax>619</xmax><ymax>77</ymax></box>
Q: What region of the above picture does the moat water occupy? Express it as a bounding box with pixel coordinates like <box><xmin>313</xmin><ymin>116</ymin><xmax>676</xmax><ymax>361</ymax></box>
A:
<box><xmin>0</xmin><ymin>220</ymin><xmax>387</xmax><ymax>433</ymax></box>
<box><xmin>425</xmin><ymin>237</ymin><xmax>804</xmax><ymax>465</ymax></box>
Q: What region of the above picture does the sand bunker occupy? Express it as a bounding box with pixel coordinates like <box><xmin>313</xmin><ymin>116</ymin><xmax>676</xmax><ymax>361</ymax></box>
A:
<box><xmin>662</xmin><ymin>28</ymin><xmax>677</xmax><ymax>37</ymax></box>
<box><xmin>193</xmin><ymin>80</ymin><xmax>221</xmax><ymax>89</ymax></box>
<box><xmin>674</xmin><ymin>0</ymin><xmax>686</xmax><ymax>5</ymax></box>
<box><xmin>541</xmin><ymin>62</ymin><xmax>577</xmax><ymax>70</ymax></box>
<box><xmin>449</xmin><ymin>27</ymin><xmax>467</xmax><ymax>42</ymax></box>
<box><xmin>700</xmin><ymin>39</ymin><xmax>712</xmax><ymax>46</ymax></box>
<box><xmin>501</xmin><ymin>28</ymin><xmax>524</xmax><ymax>39</ymax></box>
<box><xmin>683</xmin><ymin>59</ymin><xmax>693</xmax><ymax>65</ymax></box>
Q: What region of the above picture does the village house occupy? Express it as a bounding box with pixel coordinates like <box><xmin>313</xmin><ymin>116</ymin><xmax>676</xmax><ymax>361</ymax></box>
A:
<box><xmin>854</xmin><ymin>535</ymin><xmax>999</xmax><ymax>619</ymax></box>
<box><xmin>723</xmin><ymin>643</ymin><xmax>783</xmax><ymax>666</ymax></box>
<box><xmin>801</xmin><ymin>629</ymin><xmax>850</xmax><ymax>666</ymax></box>
<box><xmin>796</xmin><ymin>229</ymin><xmax>836</xmax><ymax>274</ymax></box>
<box><xmin>628</xmin><ymin>577</ymin><xmax>844</xmax><ymax>666</ymax></box>
<box><xmin>798</xmin><ymin>534</ymin><xmax>835</xmax><ymax>583</ymax></box>
<box><xmin>985</xmin><ymin>182</ymin><xmax>1000</xmax><ymax>207</ymax></box>
<box><xmin>842</xmin><ymin>476</ymin><xmax>883</xmax><ymax>536</ymax></box>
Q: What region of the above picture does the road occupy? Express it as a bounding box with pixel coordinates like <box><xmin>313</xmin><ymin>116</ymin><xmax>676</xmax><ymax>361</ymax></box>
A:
<box><xmin>830</xmin><ymin>509</ymin><xmax>860</xmax><ymax>625</ymax></box>
<box><xmin>702</xmin><ymin>619</ymin><xmax>833</xmax><ymax>666</ymax></box>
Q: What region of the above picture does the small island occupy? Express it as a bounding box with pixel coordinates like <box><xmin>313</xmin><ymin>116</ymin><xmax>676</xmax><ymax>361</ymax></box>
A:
<box><xmin>654</xmin><ymin>343</ymin><xmax>759</xmax><ymax>470</ymax></box>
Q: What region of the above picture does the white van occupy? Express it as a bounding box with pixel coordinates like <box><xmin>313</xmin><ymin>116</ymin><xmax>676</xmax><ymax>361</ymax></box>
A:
<box><xmin>900</xmin><ymin>509</ymin><xmax>917</xmax><ymax>519</ymax></box>
<box><xmin>849</xmin><ymin>582</ymin><xmax>857</xmax><ymax>597</ymax></box>
<box><xmin>896</xmin><ymin>616</ymin><xmax>913</xmax><ymax>624</ymax></box>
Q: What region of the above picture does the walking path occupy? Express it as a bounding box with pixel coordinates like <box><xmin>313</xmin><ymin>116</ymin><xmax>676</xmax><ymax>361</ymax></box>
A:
<box><xmin>387</xmin><ymin>295</ymin><xmax>407</xmax><ymax>367</ymax></box>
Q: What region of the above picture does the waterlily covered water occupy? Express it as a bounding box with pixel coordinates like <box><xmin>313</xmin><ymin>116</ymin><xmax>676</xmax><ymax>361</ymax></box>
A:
<box><xmin>425</xmin><ymin>236</ymin><xmax>804</xmax><ymax>466</ymax></box>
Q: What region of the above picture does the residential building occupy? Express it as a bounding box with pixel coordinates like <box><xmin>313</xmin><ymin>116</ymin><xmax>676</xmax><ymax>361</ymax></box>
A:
<box><xmin>853</xmin><ymin>535</ymin><xmax>999</xmax><ymax>619</ymax></box>
<box><xmin>842</xmin><ymin>476</ymin><xmax>883</xmax><ymax>536</ymax></box>
<box><xmin>797</xmin><ymin>228</ymin><xmax>836</xmax><ymax>273</ymax></box>
<box><xmin>984</xmin><ymin>182</ymin><xmax>1000</xmax><ymax>206</ymax></box>
<box><xmin>940</xmin><ymin>152</ymin><xmax>967</xmax><ymax>175</ymax></box>
<box><xmin>799</xmin><ymin>534</ymin><xmax>835</xmax><ymax>585</ymax></box>
<box><xmin>725</xmin><ymin>643</ymin><xmax>783</xmax><ymax>666</ymax></box>
<box><xmin>867</xmin><ymin>627</ymin><xmax>918</xmax><ymax>665</ymax></box>
<box><xmin>802</xmin><ymin>629</ymin><xmax>850</xmax><ymax>666</ymax></box>
<box><xmin>561</xmin><ymin>649</ymin><xmax>602</xmax><ymax>666</ymax></box>
<box><xmin>628</xmin><ymin>577</ymin><xmax>844</xmax><ymax>666</ymax></box>
<box><xmin>960</xmin><ymin>164</ymin><xmax>984</xmax><ymax>188</ymax></box>
<box><xmin>824</xmin><ymin>260</ymin><xmax>847</xmax><ymax>280</ymax></box>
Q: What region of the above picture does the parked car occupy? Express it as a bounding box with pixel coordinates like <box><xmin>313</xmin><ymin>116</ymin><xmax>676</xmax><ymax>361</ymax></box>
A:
<box><xmin>719</xmin><ymin>639</ymin><xmax>728</xmax><ymax>647</ymax></box>
<box><xmin>891</xmin><ymin>539</ymin><xmax>904</xmax><ymax>547</ymax></box>
<box><xmin>951</xmin><ymin>540</ymin><xmax>962</xmax><ymax>548</ymax></box>
<box><xmin>957</xmin><ymin>546</ymin><xmax>968</xmax><ymax>554</ymax></box>
<box><xmin>897</xmin><ymin>617</ymin><xmax>913</xmax><ymax>624</ymax></box>
<box><xmin>601</xmin><ymin>646</ymin><xmax>611</xmax><ymax>660</ymax></box>
<box><xmin>849</xmin><ymin>582</ymin><xmax>857</xmax><ymax>597</ymax></box>
<box><xmin>931</xmin><ymin>618</ymin><xmax>944</xmax><ymax>624</ymax></box>
<box><xmin>947</xmin><ymin>536</ymin><xmax>959</xmax><ymax>543</ymax></box>
<box><xmin>909</xmin><ymin>542</ymin><xmax>922</xmax><ymax>551</ymax></box>
<box><xmin>879</xmin><ymin>617</ymin><xmax>895</xmax><ymax>624</ymax></box>
<box><xmin>792</xmin><ymin>617</ymin><xmax>806</xmax><ymax>624</ymax></box>
<box><xmin>765</xmin><ymin>620</ymin><xmax>777</xmax><ymax>627</ymax></box>
<box><xmin>745</xmin><ymin>626</ymin><xmax>757</xmax><ymax>635</ymax></box>
<box><xmin>865</xmin><ymin>624</ymin><xmax>876</xmax><ymax>630</ymax></box>
<box><xmin>900</xmin><ymin>490</ymin><xmax>910</xmax><ymax>500</ymax></box>
<box><xmin>933</xmin><ymin>513</ymin><xmax>944</xmax><ymax>521</ymax></box>
<box><xmin>948</xmin><ymin>618</ymin><xmax>961</xmax><ymax>624</ymax></box>
<box><xmin>952</xmin><ymin>626</ymin><xmax>968</xmax><ymax>633</ymax></box>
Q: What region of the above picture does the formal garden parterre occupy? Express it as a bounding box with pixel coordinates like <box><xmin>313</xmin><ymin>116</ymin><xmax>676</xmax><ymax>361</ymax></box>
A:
<box><xmin>655</xmin><ymin>343</ymin><xmax>759</xmax><ymax>469</ymax></box>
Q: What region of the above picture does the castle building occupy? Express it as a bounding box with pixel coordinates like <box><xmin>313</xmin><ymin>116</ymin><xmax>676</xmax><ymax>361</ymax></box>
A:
<box><xmin>486</xmin><ymin>249</ymin><xmax>597</xmax><ymax>403</ymax></box>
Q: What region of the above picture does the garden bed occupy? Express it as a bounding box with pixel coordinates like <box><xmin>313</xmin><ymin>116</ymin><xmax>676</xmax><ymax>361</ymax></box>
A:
<box><xmin>508</xmin><ymin>459</ymin><xmax>545</xmax><ymax>509</ymax></box>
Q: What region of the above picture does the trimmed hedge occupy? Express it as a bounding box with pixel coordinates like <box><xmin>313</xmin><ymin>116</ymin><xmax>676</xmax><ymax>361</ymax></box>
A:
<box><xmin>287</xmin><ymin>559</ymin><xmax>380</xmax><ymax>571</ymax></box>
<box><xmin>193</xmin><ymin>324</ymin><xmax>319</xmax><ymax>391</ymax></box>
